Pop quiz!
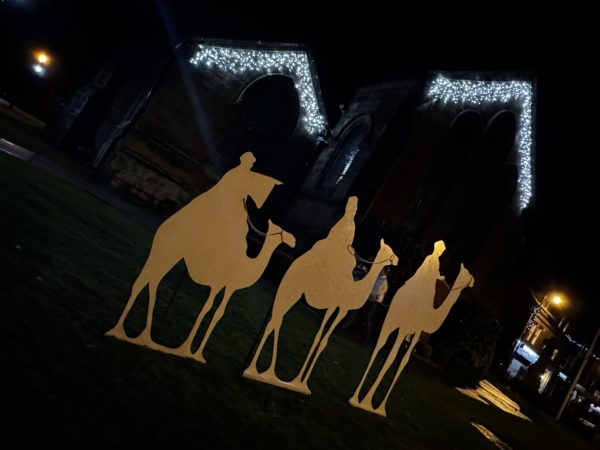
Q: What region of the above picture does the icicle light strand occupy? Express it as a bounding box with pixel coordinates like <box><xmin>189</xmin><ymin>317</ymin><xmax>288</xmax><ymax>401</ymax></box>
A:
<box><xmin>190</xmin><ymin>44</ymin><xmax>327</xmax><ymax>136</ymax></box>
<box><xmin>427</xmin><ymin>75</ymin><xmax>534</xmax><ymax>210</ymax></box>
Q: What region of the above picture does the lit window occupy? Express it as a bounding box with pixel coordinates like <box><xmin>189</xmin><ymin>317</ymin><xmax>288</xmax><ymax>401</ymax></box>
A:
<box><xmin>517</xmin><ymin>343</ymin><xmax>539</xmax><ymax>363</ymax></box>
<box><xmin>321</xmin><ymin>123</ymin><xmax>368</xmax><ymax>189</ymax></box>
<box><xmin>526</xmin><ymin>324</ymin><xmax>537</xmax><ymax>342</ymax></box>
<box><xmin>531</xmin><ymin>327</ymin><xmax>543</xmax><ymax>345</ymax></box>
<box><xmin>538</xmin><ymin>369</ymin><xmax>552</xmax><ymax>394</ymax></box>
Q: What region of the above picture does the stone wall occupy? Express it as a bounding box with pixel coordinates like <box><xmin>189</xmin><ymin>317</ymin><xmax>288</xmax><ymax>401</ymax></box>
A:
<box><xmin>109</xmin><ymin>150</ymin><xmax>191</xmax><ymax>213</ymax></box>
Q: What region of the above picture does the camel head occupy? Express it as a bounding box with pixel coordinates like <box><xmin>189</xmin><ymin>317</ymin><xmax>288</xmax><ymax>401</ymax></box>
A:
<box><xmin>267</xmin><ymin>220</ymin><xmax>296</xmax><ymax>248</ymax></box>
<box><xmin>456</xmin><ymin>263</ymin><xmax>474</xmax><ymax>289</ymax></box>
<box><xmin>379</xmin><ymin>238</ymin><xmax>399</xmax><ymax>267</ymax></box>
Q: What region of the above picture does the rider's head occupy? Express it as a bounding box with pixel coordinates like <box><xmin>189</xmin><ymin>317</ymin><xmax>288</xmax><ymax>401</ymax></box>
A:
<box><xmin>240</xmin><ymin>152</ymin><xmax>256</xmax><ymax>168</ymax></box>
<box><xmin>433</xmin><ymin>240</ymin><xmax>446</xmax><ymax>256</ymax></box>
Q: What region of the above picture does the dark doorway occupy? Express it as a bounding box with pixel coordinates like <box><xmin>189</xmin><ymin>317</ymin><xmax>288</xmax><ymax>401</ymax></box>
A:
<box><xmin>237</xmin><ymin>74</ymin><xmax>300</xmax><ymax>161</ymax></box>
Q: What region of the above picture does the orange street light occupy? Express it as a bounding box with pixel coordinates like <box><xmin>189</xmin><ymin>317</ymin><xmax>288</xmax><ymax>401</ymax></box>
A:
<box><xmin>34</xmin><ymin>51</ymin><xmax>51</xmax><ymax>66</ymax></box>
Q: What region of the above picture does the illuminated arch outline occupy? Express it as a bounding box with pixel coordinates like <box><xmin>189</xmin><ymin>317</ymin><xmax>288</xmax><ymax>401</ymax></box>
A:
<box><xmin>427</xmin><ymin>75</ymin><xmax>534</xmax><ymax>210</ymax></box>
<box><xmin>190</xmin><ymin>44</ymin><xmax>327</xmax><ymax>136</ymax></box>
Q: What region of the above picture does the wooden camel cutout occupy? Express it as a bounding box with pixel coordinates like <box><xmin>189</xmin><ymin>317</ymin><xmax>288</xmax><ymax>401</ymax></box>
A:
<box><xmin>244</xmin><ymin>196</ymin><xmax>398</xmax><ymax>394</ymax></box>
<box><xmin>106</xmin><ymin>152</ymin><xmax>294</xmax><ymax>363</ymax></box>
<box><xmin>349</xmin><ymin>243</ymin><xmax>474</xmax><ymax>417</ymax></box>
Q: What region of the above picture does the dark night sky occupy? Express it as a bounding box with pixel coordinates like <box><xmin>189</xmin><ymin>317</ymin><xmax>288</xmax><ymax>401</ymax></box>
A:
<box><xmin>0</xmin><ymin>2</ymin><xmax>597</xmax><ymax>340</ymax></box>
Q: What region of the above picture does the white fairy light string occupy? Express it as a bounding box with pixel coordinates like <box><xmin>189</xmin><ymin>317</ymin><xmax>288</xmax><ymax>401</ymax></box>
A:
<box><xmin>190</xmin><ymin>44</ymin><xmax>327</xmax><ymax>136</ymax></box>
<box><xmin>565</xmin><ymin>333</ymin><xmax>600</xmax><ymax>362</ymax></box>
<box><xmin>427</xmin><ymin>75</ymin><xmax>534</xmax><ymax>211</ymax></box>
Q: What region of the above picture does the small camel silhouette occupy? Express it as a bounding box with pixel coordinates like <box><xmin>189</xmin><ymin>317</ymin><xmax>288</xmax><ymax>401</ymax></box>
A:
<box><xmin>106</xmin><ymin>152</ymin><xmax>285</xmax><ymax>359</ymax></box>
<box><xmin>349</xmin><ymin>256</ymin><xmax>474</xmax><ymax>417</ymax></box>
<box><xmin>244</xmin><ymin>197</ymin><xmax>398</xmax><ymax>394</ymax></box>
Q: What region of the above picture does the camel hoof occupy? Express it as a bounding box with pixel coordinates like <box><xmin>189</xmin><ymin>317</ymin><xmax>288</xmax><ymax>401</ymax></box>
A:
<box><xmin>192</xmin><ymin>353</ymin><xmax>207</xmax><ymax>364</ymax></box>
<box><xmin>372</xmin><ymin>406</ymin><xmax>388</xmax><ymax>418</ymax></box>
<box><xmin>170</xmin><ymin>346</ymin><xmax>192</xmax><ymax>358</ymax></box>
<box><xmin>348</xmin><ymin>397</ymin><xmax>360</xmax><ymax>407</ymax></box>
<box><xmin>242</xmin><ymin>370</ymin><xmax>262</xmax><ymax>383</ymax></box>
<box><xmin>173</xmin><ymin>342</ymin><xmax>192</xmax><ymax>354</ymax></box>
<box><xmin>135</xmin><ymin>332</ymin><xmax>153</xmax><ymax>346</ymax></box>
<box><xmin>295</xmin><ymin>383</ymin><xmax>311</xmax><ymax>395</ymax></box>
<box><xmin>278</xmin><ymin>381</ymin><xmax>311</xmax><ymax>395</ymax></box>
<box><xmin>348</xmin><ymin>397</ymin><xmax>386</xmax><ymax>416</ymax></box>
<box><xmin>105</xmin><ymin>327</ymin><xmax>126</xmax><ymax>339</ymax></box>
<box><xmin>242</xmin><ymin>368</ymin><xmax>259</xmax><ymax>379</ymax></box>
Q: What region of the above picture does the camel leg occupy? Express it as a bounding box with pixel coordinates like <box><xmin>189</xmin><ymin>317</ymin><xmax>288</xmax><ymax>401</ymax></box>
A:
<box><xmin>359</xmin><ymin>331</ymin><xmax>404</xmax><ymax>413</ymax></box>
<box><xmin>193</xmin><ymin>288</ymin><xmax>232</xmax><ymax>363</ymax></box>
<box><xmin>265</xmin><ymin>320</ymin><xmax>283</xmax><ymax>378</ymax></box>
<box><xmin>135</xmin><ymin>279</ymin><xmax>159</xmax><ymax>346</ymax></box>
<box><xmin>105</xmin><ymin>270</ymin><xmax>148</xmax><ymax>338</ymax></box>
<box><xmin>244</xmin><ymin>279</ymin><xmax>301</xmax><ymax>383</ymax></box>
<box><xmin>373</xmin><ymin>334</ymin><xmax>418</xmax><ymax>417</ymax></box>
<box><xmin>348</xmin><ymin>328</ymin><xmax>393</xmax><ymax>406</ymax></box>
<box><xmin>291</xmin><ymin>309</ymin><xmax>333</xmax><ymax>386</ymax></box>
<box><xmin>175</xmin><ymin>287</ymin><xmax>219</xmax><ymax>356</ymax></box>
<box><xmin>244</xmin><ymin>320</ymin><xmax>275</xmax><ymax>377</ymax></box>
<box><xmin>243</xmin><ymin>314</ymin><xmax>286</xmax><ymax>379</ymax></box>
<box><xmin>108</xmin><ymin>244</ymin><xmax>176</xmax><ymax>345</ymax></box>
<box><xmin>242</xmin><ymin>318</ymin><xmax>284</xmax><ymax>384</ymax></box>
<box><xmin>298</xmin><ymin>311</ymin><xmax>346</xmax><ymax>388</ymax></box>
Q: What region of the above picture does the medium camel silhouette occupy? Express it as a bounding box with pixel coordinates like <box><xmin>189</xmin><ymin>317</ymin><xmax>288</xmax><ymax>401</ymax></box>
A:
<box><xmin>349</xmin><ymin>261</ymin><xmax>474</xmax><ymax>417</ymax></box>
<box><xmin>106</xmin><ymin>152</ymin><xmax>284</xmax><ymax>357</ymax></box>
<box><xmin>243</xmin><ymin>195</ymin><xmax>359</xmax><ymax>391</ymax></box>
<box><xmin>244</xmin><ymin>199</ymin><xmax>398</xmax><ymax>394</ymax></box>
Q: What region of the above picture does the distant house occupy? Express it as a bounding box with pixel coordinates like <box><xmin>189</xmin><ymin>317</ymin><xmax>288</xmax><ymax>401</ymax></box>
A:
<box><xmin>506</xmin><ymin>291</ymin><xmax>599</xmax><ymax>426</ymax></box>
<box><xmin>507</xmin><ymin>294</ymin><xmax>573</xmax><ymax>389</ymax></box>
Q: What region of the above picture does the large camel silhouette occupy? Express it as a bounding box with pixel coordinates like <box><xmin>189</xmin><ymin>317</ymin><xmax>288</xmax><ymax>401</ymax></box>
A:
<box><xmin>244</xmin><ymin>197</ymin><xmax>398</xmax><ymax>394</ymax></box>
<box><xmin>349</xmin><ymin>257</ymin><xmax>474</xmax><ymax>417</ymax></box>
<box><xmin>106</xmin><ymin>152</ymin><xmax>284</xmax><ymax>355</ymax></box>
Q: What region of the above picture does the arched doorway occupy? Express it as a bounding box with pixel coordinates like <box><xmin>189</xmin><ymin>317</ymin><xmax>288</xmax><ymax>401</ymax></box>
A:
<box><xmin>234</xmin><ymin>75</ymin><xmax>300</xmax><ymax>178</ymax></box>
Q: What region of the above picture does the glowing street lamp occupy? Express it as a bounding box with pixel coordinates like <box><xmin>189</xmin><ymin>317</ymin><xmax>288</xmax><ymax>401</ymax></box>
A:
<box><xmin>508</xmin><ymin>290</ymin><xmax>569</xmax><ymax>379</ymax></box>
<box><xmin>538</xmin><ymin>292</ymin><xmax>565</xmax><ymax>318</ymax></box>
<box><xmin>32</xmin><ymin>50</ymin><xmax>51</xmax><ymax>77</ymax></box>
<box><xmin>32</xmin><ymin>63</ymin><xmax>46</xmax><ymax>76</ymax></box>
<box><xmin>524</xmin><ymin>291</ymin><xmax>566</xmax><ymax>339</ymax></box>
<box><xmin>36</xmin><ymin>52</ymin><xmax>50</xmax><ymax>65</ymax></box>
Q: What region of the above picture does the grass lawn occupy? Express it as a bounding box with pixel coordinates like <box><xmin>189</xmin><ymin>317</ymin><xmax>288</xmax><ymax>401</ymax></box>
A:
<box><xmin>1</xmin><ymin>151</ymin><xmax>597</xmax><ymax>449</ymax></box>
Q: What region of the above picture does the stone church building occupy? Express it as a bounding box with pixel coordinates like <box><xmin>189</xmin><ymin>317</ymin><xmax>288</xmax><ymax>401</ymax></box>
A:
<box><xmin>44</xmin><ymin>38</ymin><xmax>537</xmax><ymax>370</ymax></box>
